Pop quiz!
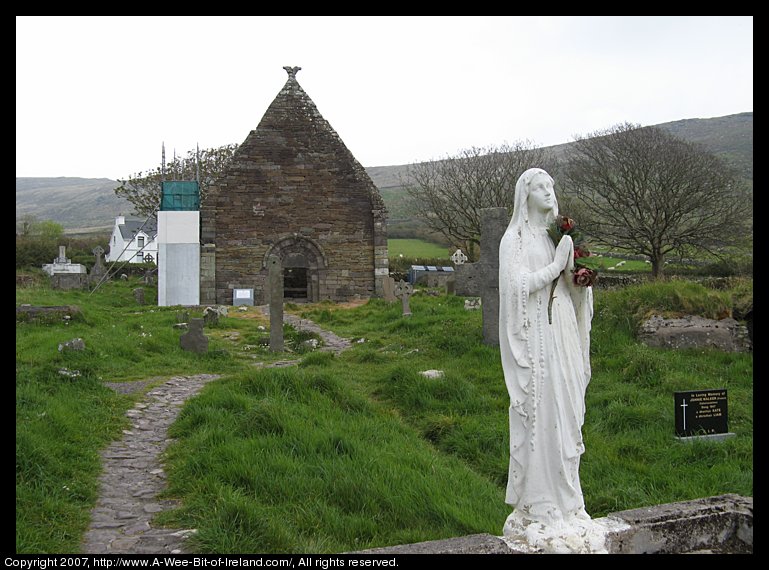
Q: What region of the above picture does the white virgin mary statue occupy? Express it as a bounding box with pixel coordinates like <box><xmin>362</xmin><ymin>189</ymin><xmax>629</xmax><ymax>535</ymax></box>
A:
<box><xmin>499</xmin><ymin>168</ymin><xmax>607</xmax><ymax>553</ymax></box>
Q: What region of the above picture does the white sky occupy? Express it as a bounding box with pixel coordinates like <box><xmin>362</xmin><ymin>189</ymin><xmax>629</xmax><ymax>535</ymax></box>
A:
<box><xmin>16</xmin><ymin>16</ymin><xmax>753</xmax><ymax>180</ymax></box>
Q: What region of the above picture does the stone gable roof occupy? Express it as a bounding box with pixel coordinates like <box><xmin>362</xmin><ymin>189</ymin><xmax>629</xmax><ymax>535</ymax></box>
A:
<box><xmin>221</xmin><ymin>71</ymin><xmax>386</xmax><ymax>212</ymax></box>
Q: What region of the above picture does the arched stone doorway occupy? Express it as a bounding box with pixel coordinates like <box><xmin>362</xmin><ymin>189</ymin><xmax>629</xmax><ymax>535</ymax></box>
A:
<box><xmin>262</xmin><ymin>236</ymin><xmax>328</xmax><ymax>302</ymax></box>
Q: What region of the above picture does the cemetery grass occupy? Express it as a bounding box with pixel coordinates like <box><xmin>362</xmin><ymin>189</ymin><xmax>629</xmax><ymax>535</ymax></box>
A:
<box><xmin>15</xmin><ymin>278</ymin><xmax>285</xmax><ymax>553</ymax></box>
<box><xmin>161</xmin><ymin>279</ymin><xmax>751</xmax><ymax>553</ymax></box>
<box><xmin>16</xmin><ymin>277</ymin><xmax>752</xmax><ymax>553</ymax></box>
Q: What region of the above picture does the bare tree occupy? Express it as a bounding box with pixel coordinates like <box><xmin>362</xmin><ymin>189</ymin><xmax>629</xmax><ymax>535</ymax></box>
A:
<box><xmin>114</xmin><ymin>144</ymin><xmax>238</xmax><ymax>219</ymax></box>
<box><xmin>562</xmin><ymin>123</ymin><xmax>752</xmax><ymax>278</ymax></box>
<box><xmin>403</xmin><ymin>142</ymin><xmax>556</xmax><ymax>260</ymax></box>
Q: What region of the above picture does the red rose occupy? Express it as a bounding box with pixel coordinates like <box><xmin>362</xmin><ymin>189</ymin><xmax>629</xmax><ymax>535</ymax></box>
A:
<box><xmin>559</xmin><ymin>216</ymin><xmax>575</xmax><ymax>232</ymax></box>
<box><xmin>573</xmin><ymin>267</ymin><xmax>597</xmax><ymax>287</ymax></box>
<box><xmin>574</xmin><ymin>246</ymin><xmax>590</xmax><ymax>259</ymax></box>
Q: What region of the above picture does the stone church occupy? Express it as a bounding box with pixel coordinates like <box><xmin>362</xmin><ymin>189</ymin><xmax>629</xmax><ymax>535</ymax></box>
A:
<box><xmin>200</xmin><ymin>67</ymin><xmax>388</xmax><ymax>306</ymax></box>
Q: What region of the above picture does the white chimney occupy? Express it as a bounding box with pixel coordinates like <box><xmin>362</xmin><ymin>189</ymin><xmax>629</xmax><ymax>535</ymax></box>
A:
<box><xmin>116</xmin><ymin>215</ymin><xmax>125</xmax><ymax>225</ymax></box>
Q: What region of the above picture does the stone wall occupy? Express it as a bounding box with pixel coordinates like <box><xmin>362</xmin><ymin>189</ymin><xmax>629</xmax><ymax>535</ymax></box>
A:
<box><xmin>201</xmin><ymin>71</ymin><xmax>387</xmax><ymax>306</ymax></box>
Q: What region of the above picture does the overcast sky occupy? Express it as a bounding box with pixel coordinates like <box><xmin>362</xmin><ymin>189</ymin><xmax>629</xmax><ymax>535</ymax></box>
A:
<box><xmin>16</xmin><ymin>16</ymin><xmax>753</xmax><ymax>180</ymax></box>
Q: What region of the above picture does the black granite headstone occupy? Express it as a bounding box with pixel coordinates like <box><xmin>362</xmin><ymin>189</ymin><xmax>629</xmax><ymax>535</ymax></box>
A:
<box><xmin>674</xmin><ymin>389</ymin><xmax>729</xmax><ymax>437</ymax></box>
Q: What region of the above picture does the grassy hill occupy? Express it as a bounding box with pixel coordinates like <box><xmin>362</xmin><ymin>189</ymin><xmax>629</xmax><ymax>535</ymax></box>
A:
<box><xmin>16</xmin><ymin>113</ymin><xmax>752</xmax><ymax>233</ymax></box>
<box><xmin>15</xmin><ymin>177</ymin><xmax>134</xmax><ymax>233</ymax></box>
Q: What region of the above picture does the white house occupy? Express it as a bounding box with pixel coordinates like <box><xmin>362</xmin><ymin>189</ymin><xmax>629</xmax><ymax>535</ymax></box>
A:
<box><xmin>106</xmin><ymin>215</ymin><xmax>159</xmax><ymax>264</ymax></box>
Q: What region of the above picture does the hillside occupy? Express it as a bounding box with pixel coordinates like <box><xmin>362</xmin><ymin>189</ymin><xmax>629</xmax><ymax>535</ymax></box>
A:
<box><xmin>16</xmin><ymin>112</ymin><xmax>752</xmax><ymax>233</ymax></box>
<box><xmin>15</xmin><ymin>177</ymin><xmax>134</xmax><ymax>233</ymax></box>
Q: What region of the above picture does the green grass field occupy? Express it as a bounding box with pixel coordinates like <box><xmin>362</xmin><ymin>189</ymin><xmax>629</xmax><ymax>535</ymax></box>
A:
<box><xmin>388</xmin><ymin>239</ymin><xmax>450</xmax><ymax>260</ymax></box>
<box><xmin>16</xmin><ymin>275</ymin><xmax>752</xmax><ymax>553</ymax></box>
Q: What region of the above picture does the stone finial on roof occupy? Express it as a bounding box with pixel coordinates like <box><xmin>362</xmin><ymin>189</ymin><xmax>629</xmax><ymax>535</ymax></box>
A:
<box><xmin>283</xmin><ymin>66</ymin><xmax>301</xmax><ymax>80</ymax></box>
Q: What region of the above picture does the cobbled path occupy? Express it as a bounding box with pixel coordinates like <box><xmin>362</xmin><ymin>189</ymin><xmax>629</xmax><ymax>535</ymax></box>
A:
<box><xmin>81</xmin><ymin>374</ymin><xmax>221</xmax><ymax>554</ymax></box>
<box><xmin>82</xmin><ymin>310</ymin><xmax>353</xmax><ymax>554</ymax></box>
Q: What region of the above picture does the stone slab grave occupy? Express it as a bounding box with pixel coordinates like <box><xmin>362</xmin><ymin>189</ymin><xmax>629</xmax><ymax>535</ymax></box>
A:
<box><xmin>454</xmin><ymin>207</ymin><xmax>508</xmax><ymax>346</ymax></box>
<box><xmin>16</xmin><ymin>304</ymin><xmax>81</xmax><ymax>324</ymax></box>
<box><xmin>639</xmin><ymin>315</ymin><xmax>751</xmax><ymax>352</ymax></box>
<box><xmin>358</xmin><ymin>494</ymin><xmax>752</xmax><ymax>554</ymax></box>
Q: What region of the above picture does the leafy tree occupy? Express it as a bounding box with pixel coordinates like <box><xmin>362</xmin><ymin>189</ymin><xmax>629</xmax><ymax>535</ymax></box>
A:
<box><xmin>15</xmin><ymin>217</ymin><xmax>65</xmax><ymax>268</ymax></box>
<box><xmin>403</xmin><ymin>142</ymin><xmax>556</xmax><ymax>260</ymax></box>
<box><xmin>114</xmin><ymin>144</ymin><xmax>238</xmax><ymax>218</ymax></box>
<box><xmin>562</xmin><ymin>123</ymin><xmax>752</xmax><ymax>278</ymax></box>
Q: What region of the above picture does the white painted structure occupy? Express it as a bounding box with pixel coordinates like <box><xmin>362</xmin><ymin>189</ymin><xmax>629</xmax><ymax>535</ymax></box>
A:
<box><xmin>157</xmin><ymin>210</ymin><xmax>200</xmax><ymax>306</ymax></box>
<box><xmin>41</xmin><ymin>245</ymin><xmax>87</xmax><ymax>275</ymax></box>
<box><xmin>105</xmin><ymin>215</ymin><xmax>158</xmax><ymax>264</ymax></box>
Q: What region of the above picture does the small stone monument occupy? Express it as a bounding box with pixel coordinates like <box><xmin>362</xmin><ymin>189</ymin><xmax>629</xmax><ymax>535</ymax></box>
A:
<box><xmin>180</xmin><ymin>318</ymin><xmax>208</xmax><ymax>353</ymax></box>
<box><xmin>268</xmin><ymin>255</ymin><xmax>284</xmax><ymax>352</ymax></box>
<box><xmin>203</xmin><ymin>306</ymin><xmax>220</xmax><ymax>327</ymax></box>
<box><xmin>454</xmin><ymin>208</ymin><xmax>508</xmax><ymax>345</ymax></box>
<box><xmin>89</xmin><ymin>246</ymin><xmax>107</xmax><ymax>286</ymax></box>
<box><xmin>394</xmin><ymin>279</ymin><xmax>414</xmax><ymax>317</ymax></box>
<box><xmin>143</xmin><ymin>268</ymin><xmax>156</xmax><ymax>286</ymax></box>
<box><xmin>42</xmin><ymin>245</ymin><xmax>88</xmax><ymax>290</ymax></box>
<box><xmin>133</xmin><ymin>287</ymin><xmax>145</xmax><ymax>305</ymax></box>
<box><xmin>382</xmin><ymin>276</ymin><xmax>397</xmax><ymax>303</ymax></box>
<box><xmin>450</xmin><ymin>249</ymin><xmax>468</xmax><ymax>266</ymax></box>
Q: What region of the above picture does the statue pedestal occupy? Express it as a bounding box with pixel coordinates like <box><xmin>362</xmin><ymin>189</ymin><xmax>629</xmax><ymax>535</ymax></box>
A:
<box><xmin>502</xmin><ymin>510</ymin><xmax>630</xmax><ymax>554</ymax></box>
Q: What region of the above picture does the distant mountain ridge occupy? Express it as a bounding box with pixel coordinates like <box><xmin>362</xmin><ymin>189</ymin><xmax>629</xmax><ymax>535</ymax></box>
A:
<box><xmin>16</xmin><ymin>112</ymin><xmax>752</xmax><ymax>233</ymax></box>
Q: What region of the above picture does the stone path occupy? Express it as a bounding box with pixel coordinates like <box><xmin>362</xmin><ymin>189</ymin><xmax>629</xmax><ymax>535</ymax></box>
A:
<box><xmin>82</xmin><ymin>374</ymin><xmax>221</xmax><ymax>554</ymax></box>
<box><xmin>82</xmin><ymin>309</ymin><xmax>353</xmax><ymax>554</ymax></box>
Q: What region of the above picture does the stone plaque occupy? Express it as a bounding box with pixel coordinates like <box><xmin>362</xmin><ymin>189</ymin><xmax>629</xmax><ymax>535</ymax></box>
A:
<box><xmin>674</xmin><ymin>389</ymin><xmax>729</xmax><ymax>437</ymax></box>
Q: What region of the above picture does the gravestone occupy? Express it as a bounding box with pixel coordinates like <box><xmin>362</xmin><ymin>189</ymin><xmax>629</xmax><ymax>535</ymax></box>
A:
<box><xmin>675</xmin><ymin>389</ymin><xmax>735</xmax><ymax>441</ymax></box>
<box><xmin>42</xmin><ymin>245</ymin><xmax>88</xmax><ymax>290</ymax></box>
<box><xmin>180</xmin><ymin>318</ymin><xmax>208</xmax><ymax>353</ymax></box>
<box><xmin>450</xmin><ymin>249</ymin><xmax>468</xmax><ymax>266</ymax></box>
<box><xmin>143</xmin><ymin>268</ymin><xmax>156</xmax><ymax>286</ymax></box>
<box><xmin>454</xmin><ymin>208</ymin><xmax>508</xmax><ymax>345</ymax></box>
<box><xmin>268</xmin><ymin>255</ymin><xmax>284</xmax><ymax>352</ymax></box>
<box><xmin>89</xmin><ymin>246</ymin><xmax>107</xmax><ymax>286</ymax></box>
<box><xmin>382</xmin><ymin>276</ymin><xmax>397</xmax><ymax>303</ymax></box>
<box><xmin>133</xmin><ymin>287</ymin><xmax>145</xmax><ymax>305</ymax></box>
<box><xmin>394</xmin><ymin>279</ymin><xmax>414</xmax><ymax>316</ymax></box>
<box><xmin>203</xmin><ymin>306</ymin><xmax>219</xmax><ymax>327</ymax></box>
<box><xmin>176</xmin><ymin>311</ymin><xmax>189</xmax><ymax>324</ymax></box>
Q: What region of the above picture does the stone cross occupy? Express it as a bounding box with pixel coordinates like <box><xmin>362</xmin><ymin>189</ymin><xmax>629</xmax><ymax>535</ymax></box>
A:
<box><xmin>454</xmin><ymin>207</ymin><xmax>508</xmax><ymax>346</ymax></box>
<box><xmin>394</xmin><ymin>279</ymin><xmax>414</xmax><ymax>317</ymax></box>
<box><xmin>451</xmin><ymin>249</ymin><xmax>468</xmax><ymax>266</ymax></box>
<box><xmin>89</xmin><ymin>246</ymin><xmax>107</xmax><ymax>286</ymax></box>
<box><xmin>268</xmin><ymin>255</ymin><xmax>284</xmax><ymax>352</ymax></box>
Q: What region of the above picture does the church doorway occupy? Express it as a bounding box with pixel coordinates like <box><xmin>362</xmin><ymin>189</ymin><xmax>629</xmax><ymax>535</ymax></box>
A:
<box><xmin>263</xmin><ymin>236</ymin><xmax>328</xmax><ymax>304</ymax></box>
<box><xmin>283</xmin><ymin>267</ymin><xmax>308</xmax><ymax>300</ymax></box>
